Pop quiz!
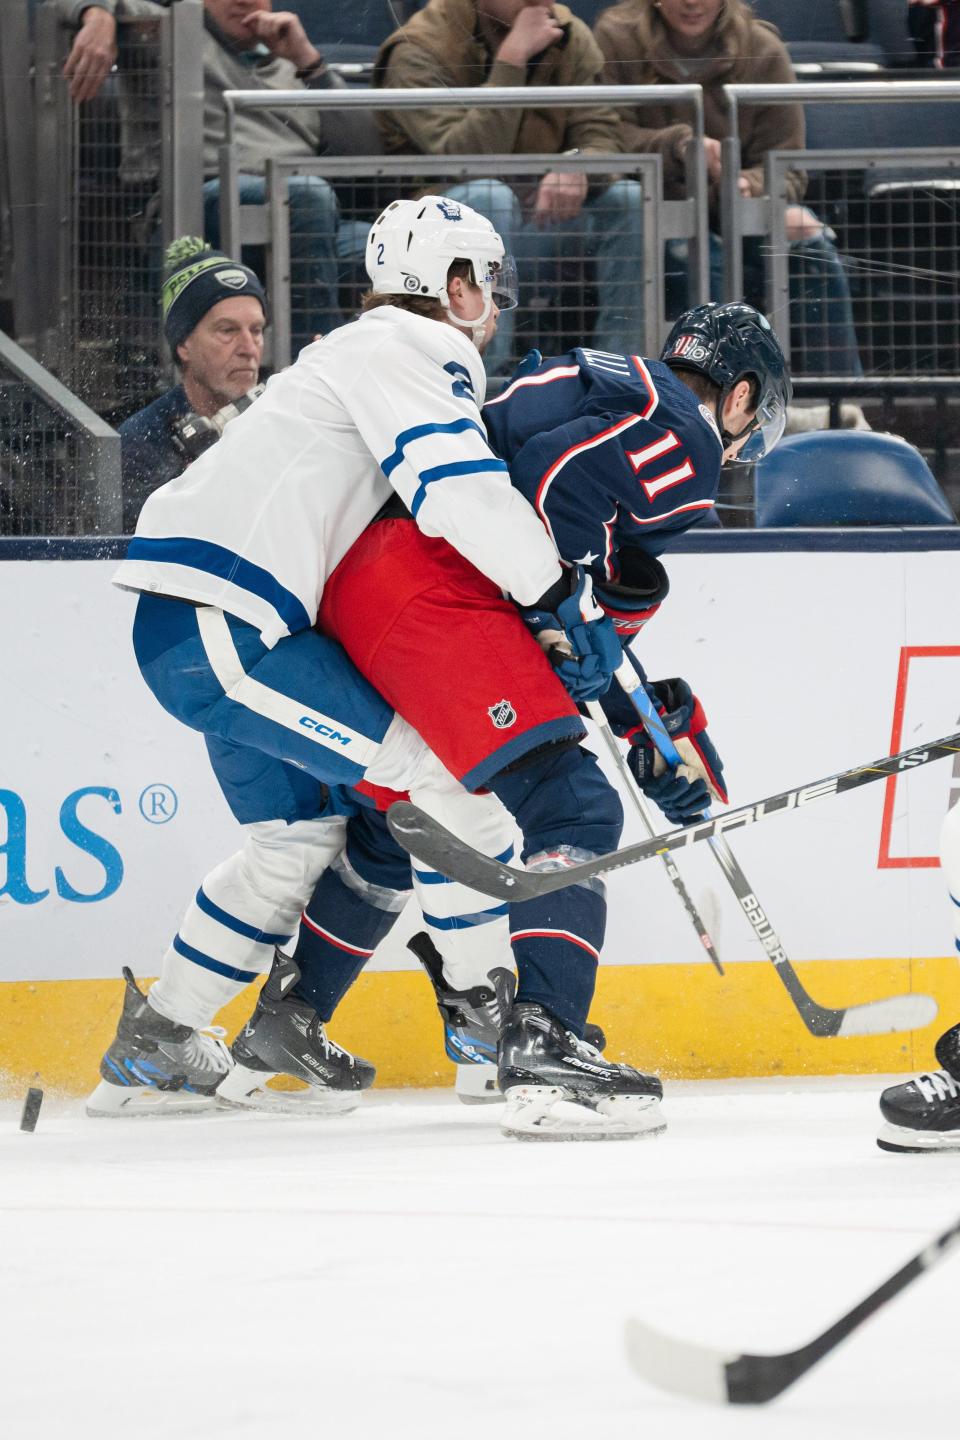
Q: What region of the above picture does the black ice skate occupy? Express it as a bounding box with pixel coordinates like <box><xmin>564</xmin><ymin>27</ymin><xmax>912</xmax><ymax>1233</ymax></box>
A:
<box><xmin>216</xmin><ymin>949</ymin><xmax>375</xmax><ymax>1115</ymax></box>
<box><xmin>877</xmin><ymin>1021</ymin><xmax>960</xmax><ymax>1152</ymax></box>
<box><xmin>86</xmin><ymin>967</ymin><xmax>232</xmax><ymax>1118</ymax></box>
<box><xmin>497</xmin><ymin>1002</ymin><xmax>665</xmax><ymax>1141</ymax></box>
<box><xmin>408</xmin><ymin>931</ymin><xmax>515</xmax><ymax>1105</ymax></box>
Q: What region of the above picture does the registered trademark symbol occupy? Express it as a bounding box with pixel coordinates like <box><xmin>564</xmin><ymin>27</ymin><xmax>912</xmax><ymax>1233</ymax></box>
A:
<box><xmin>138</xmin><ymin>783</ymin><xmax>179</xmax><ymax>824</ymax></box>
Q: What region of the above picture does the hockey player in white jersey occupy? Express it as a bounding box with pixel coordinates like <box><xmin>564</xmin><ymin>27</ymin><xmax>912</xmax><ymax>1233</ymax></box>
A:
<box><xmin>90</xmin><ymin>196</ymin><xmax>626</xmax><ymax>1122</ymax></box>
<box><xmin>877</xmin><ymin>798</ymin><xmax>960</xmax><ymax>1151</ymax></box>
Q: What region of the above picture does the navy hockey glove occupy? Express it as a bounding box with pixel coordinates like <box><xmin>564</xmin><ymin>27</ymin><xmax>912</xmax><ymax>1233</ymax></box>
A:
<box><xmin>519</xmin><ymin>566</ymin><xmax>623</xmax><ymax>703</ymax></box>
<box><xmin>626</xmin><ymin>678</ymin><xmax>727</xmax><ymax>824</ymax></box>
<box><xmin>593</xmin><ymin>548</ymin><xmax>669</xmax><ymax>638</ymax></box>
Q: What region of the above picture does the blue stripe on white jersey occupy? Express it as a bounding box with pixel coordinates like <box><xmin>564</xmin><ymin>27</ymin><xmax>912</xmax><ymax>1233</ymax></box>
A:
<box><xmin>381</xmin><ymin>417</ymin><xmax>487</xmax><ymax>478</ymax></box>
<box><xmin>126</xmin><ymin>536</ymin><xmax>312</xmax><ymax>634</ymax></box>
<box><xmin>410</xmin><ymin>457</ymin><xmax>509</xmax><ymax>518</ymax></box>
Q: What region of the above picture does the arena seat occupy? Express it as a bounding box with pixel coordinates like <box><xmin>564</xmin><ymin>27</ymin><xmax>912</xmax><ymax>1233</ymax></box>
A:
<box><xmin>755</xmin><ymin>431</ymin><xmax>957</xmax><ymax>526</ymax></box>
<box><xmin>750</xmin><ymin>0</ymin><xmax>918</xmax><ymax>67</ymax></box>
<box><xmin>293</xmin><ymin>0</ymin><xmax>404</xmax><ymax>51</ymax></box>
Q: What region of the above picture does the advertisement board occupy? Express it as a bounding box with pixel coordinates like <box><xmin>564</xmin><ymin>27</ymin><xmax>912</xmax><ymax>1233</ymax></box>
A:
<box><xmin>2</xmin><ymin>548</ymin><xmax>959</xmax><ymax>1089</ymax></box>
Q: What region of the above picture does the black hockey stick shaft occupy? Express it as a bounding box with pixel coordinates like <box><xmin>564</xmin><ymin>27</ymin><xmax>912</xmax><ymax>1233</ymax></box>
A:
<box><xmin>585</xmin><ymin>698</ymin><xmax>724</xmax><ymax>974</ymax></box>
<box><xmin>612</xmin><ymin>665</ymin><xmax>850</xmax><ymax>1033</ymax></box>
<box><xmin>701</xmin><ymin>831</ymin><xmax>846</xmax><ymax>1036</ymax></box>
<box><xmin>386</xmin><ymin>732</ymin><xmax>960</xmax><ymax>902</ymax></box>
<box><xmin>724</xmin><ymin>1211</ymin><xmax>960</xmax><ymax>1403</ymax></box>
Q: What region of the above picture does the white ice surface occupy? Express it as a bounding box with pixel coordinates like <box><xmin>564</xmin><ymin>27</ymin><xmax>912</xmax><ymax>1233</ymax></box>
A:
<box><xmin>3</xmin><ymin>1076</ymin><xmax>960</xmax><ymax>1440</ymax></box>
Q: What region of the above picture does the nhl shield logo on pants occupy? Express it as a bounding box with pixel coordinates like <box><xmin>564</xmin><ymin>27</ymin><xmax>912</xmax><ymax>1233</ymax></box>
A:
<box><xmin>488</xmin><ymin>699</ymin><xmax>517</xmax><ymax>730</ymax></box>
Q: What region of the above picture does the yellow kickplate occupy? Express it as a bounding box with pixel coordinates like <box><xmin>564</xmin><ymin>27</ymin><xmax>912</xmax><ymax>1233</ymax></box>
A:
<box><xmin>1</xmin><ymin>956</ymin><xmax>956</xmax><ymax>1099</ymax></box>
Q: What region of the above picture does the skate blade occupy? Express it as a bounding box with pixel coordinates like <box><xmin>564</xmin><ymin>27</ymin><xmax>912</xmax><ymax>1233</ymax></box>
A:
<box><xmin>500</xmin><ymin>1085</ymin><xmax>666</xmax><ymax>1141</ymax></box>
<box><xmin>877</xmin><ymin>1121</ymin><xmax>960</xmax><ymax>1153</ymax></box>
<box><xmin>215</xmin><ymin>1063</ymin><xmax>361</xmax><ymax>1116</ymax></box>
<box><xmin>86</xmin><ymin>1079</ymin><xmax>217</xmax><ymax>1118</ymax></box>
<box><xmin>455</xmin><ymin>1064</ymin><xmax>502</xmax><ymax>1105</ymax></box>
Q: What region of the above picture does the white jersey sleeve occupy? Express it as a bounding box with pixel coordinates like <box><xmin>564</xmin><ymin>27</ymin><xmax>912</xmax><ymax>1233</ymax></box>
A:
<box><xmin>339</xmin><ymin>312</ymin><xmax>562</xmax><ymax>607</ymax></box>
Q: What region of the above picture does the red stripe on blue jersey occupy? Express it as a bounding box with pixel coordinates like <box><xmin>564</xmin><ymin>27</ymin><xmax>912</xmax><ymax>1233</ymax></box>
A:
<box><xmin>628</xmin><ymin>497</ymin><xmax>714</xmax><ymax>526</ymax></box>
<box><xmin>301</xmin><ymin>911</ymin><xmax>374</xmax><ymax>957</ymax></box>
<box><xmin>534</xmin><ymin>412</ymin><xmax>646</xmax><ymax>549</ymax></box>
<box><xmin>510</xmin><ymin>927</ymin><xmax>601</xmax><ymax>961</ymax></box>
<box><xmin>485</xmin><ymin>363</ymin><xmax>580</xmax><ymax>408</ymax></box>
<box><xmin>630</xmin><ymin>356</ymin><xmax>660</xmax><ymax>418</ymax></box>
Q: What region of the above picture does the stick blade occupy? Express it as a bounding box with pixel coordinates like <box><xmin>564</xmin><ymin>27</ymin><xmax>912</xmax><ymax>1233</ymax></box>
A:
<box><xmin>385</xmin><ymin>802</ymin><xmax>548</xmax><ymax>901</ymax></box>
<box><xmin>624</xmin><ymin>1318</ymin><xmax>736</xmax><ymax>1405</ymax></box>
<box><xmin>837</xmin><ymin>992</ymin><xmax>938</xmax><ymax>1037</ymax></box>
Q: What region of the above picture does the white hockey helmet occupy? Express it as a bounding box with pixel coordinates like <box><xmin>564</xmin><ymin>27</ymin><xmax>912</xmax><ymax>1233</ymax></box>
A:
<box><xmin>365</xmin><ymin>195</ymin><xmax>518</xmax><ymax>342</ymax></box>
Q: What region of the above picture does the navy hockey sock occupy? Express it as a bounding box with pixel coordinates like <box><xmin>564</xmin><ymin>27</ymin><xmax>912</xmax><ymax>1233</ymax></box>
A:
<box><xmin>488</xmin><ymin>744</ymin><xmax>622</xmax><ymax>1037</ymax></box>
<box><xmin>290</xmin><ymin>866</ymin><xmax>400</xmax><ymax>1020</ymax></box>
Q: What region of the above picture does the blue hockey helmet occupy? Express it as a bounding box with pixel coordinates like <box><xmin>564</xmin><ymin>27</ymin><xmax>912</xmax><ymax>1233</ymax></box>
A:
<box><xmin>661</xmin><ymin>301</ymin><xmax>792</xmax><ymax>462</ymax></box>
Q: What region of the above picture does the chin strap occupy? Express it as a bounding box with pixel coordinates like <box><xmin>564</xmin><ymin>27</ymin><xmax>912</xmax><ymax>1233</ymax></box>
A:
<box><xmin>443</xmin><ymin>287</ymin><xmax>495</xmax><ymax>349</ymax></box>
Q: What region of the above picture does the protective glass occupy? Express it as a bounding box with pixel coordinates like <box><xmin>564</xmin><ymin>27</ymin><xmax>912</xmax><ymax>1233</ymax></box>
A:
<box><xmin>489</xmin><ymin>254</ymin><xmax>519</xmax><ymax>311</ymax></box>
<box><xmin>733</xmin><ymin>394</ymin><xmax>788</xmax><ymax>465</ymax></box>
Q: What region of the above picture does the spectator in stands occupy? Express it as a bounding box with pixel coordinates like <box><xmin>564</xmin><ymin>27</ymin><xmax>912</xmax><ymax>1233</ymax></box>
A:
<box><xmin>373</xmin><ymin>0</ymin><xmax>645</xmax><ymax>372</ymax></box>
<box><xmin>593</xmin><ymin>0</ymin><xmax>862</xmax><ymax>375</ymax></box>
<box><xmin>58</xmin><ymin>0</ymin><xmax>366</xmax><ymax>355</ymax></box>
<box><xmin>118</xmin><ymin>236</ymin><xmax>267</xmax><ymax>531</ymax></box>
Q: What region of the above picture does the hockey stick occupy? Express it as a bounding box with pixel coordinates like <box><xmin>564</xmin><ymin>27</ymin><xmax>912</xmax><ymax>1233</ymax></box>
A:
<box><xmin>386</xmin><ymin>730</ymin><xmax>960</xmax><ymax>902</ymax></box>
<box><xmin>584</xmin><ymin>698</ymin><xmax>724</xmax><ymax>975</ymax></box>
<box><xmin>610</xmin><ymin>664</ymin><xmax>935</xmax><ymax>1037</ymax></box>
<box><xmin>624</xmin><ymin>1209</ymin><xmax>960</xmax><ymax>1405</ymax></box>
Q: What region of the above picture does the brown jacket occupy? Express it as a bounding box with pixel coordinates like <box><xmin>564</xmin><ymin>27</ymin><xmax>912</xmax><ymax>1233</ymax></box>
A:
<box><xmin>593</xmin><ymin>0</ymin><xmax>805</xmax><ymax>209</ymax></box>
<box><xmin>373</xmin><ymin>0</ymin><xmax>624</xmax><ymax>158</ymax></box>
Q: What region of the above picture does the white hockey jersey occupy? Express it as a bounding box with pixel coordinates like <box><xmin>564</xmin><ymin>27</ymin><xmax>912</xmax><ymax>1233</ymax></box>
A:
<box><xmin>115</xmin><ymin>306</ymin><xmax>562</xmax><ymax>646</ymax></box>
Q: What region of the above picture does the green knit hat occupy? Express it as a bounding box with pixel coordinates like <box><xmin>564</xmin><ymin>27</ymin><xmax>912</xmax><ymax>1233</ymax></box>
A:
<box><xmin>161</xmin><ymin>236</ymin><xmax>267</xmax><ymax>349</ymax></box>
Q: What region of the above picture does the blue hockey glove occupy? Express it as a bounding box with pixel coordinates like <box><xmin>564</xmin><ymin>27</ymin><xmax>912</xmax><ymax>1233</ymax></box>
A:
<box><xmin>626</xmin><ymin>678</ymin><xmax>727</xmax><ymax>824</ymax></box>
<box><xmin>519</xmin><ymin>566</ymin><xmax>623</xmax><ymax>703</ymax></box>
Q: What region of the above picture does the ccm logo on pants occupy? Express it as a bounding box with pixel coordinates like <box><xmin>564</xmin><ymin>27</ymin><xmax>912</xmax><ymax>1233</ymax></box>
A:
<box><xmin>299</xmin><ymin>716</ymin><xmax>352</xmax><ymax>746</ymax></box>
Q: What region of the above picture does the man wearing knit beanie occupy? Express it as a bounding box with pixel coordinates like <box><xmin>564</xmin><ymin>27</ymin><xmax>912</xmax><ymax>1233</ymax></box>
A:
<box><xmin>118</xmin><ymin>237</ymin><xmax>268</xmax><ymax>531</ymax></box>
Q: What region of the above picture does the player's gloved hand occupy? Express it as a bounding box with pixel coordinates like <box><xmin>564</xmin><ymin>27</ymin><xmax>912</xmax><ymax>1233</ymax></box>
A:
<box><xmin>507</xmin><ymin>348</ymin><xmax>543</xmax><ymax>383</ymax></box>
<box><xmin>627</xmin><ymin>678</ymin><xmax>727</xmax><ymax>824</ymax></box>
<box><xmin>519</xmin><ymin>566</ymin><xmax>623</xmax><ymax>702</ymax></box>
<box><xmin>593</xmin><ymin>548</ymin><xmax>669</xmax><ymax>638</ymax></box>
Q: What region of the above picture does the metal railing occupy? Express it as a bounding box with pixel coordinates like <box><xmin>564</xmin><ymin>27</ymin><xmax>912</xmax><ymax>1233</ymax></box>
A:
<box><xmin>0</xmin><ymin>329</ymin><xmax>121</xmax><ymax>535</ymax></box>
<box><xmin>219</xmin><ymin>84</ymin><xmax>709</xmax><ymax>368</ymax></box>
<box><xmin>33</xmin><ymin>0</ymin><xmax>203</xmax><ymax>420</ymax></box>
<box><xmin>720</xmin><ymin>81</ymin><xmax>960</xmax><ymax>378</ymax></box>
<box><xmin>257</xmin><ymin>151</ymin><xmax>668</xmax><ymax>371</ymax></box>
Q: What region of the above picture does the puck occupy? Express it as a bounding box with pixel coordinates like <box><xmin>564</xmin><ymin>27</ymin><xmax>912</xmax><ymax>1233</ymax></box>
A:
<box><xmin>20</xmin><ymin>1087</ymin><xmax>44</xmax><ymax>1133</ymax></box>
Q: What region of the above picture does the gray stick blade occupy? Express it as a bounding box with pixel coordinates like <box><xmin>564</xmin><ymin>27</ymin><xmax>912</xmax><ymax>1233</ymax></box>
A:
<box><xmin>837</xmin><ymin>993</ymin><xmax>939</xmax><ymax>1037</ymax></box>
<box><xmin>624</xmin><ymin>1318</ymin><xmax>736</xmax><ymax>1404</ymax></box>
<box><xmin>386</xmin><ymin>802</ymin><xmax>544</xmax><ymax>900</ymax></box>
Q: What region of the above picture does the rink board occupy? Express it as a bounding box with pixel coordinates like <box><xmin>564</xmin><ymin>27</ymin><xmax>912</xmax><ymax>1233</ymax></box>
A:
<box><xmin>2</xmin><ymin>539</ymin><xmax>959</xmax><ymax>1093</ymax></box>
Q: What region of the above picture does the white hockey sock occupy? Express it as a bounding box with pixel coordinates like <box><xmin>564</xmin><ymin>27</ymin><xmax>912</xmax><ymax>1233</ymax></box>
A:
<box><xmin>148</xmin><ymin>816</ymin><xmax>349</xmax><ymax>1028</ymax></box>
<box><xmin>409</xmin><ymin>763</ymin><xmax>517</xmax><ymax>992</ymax></box>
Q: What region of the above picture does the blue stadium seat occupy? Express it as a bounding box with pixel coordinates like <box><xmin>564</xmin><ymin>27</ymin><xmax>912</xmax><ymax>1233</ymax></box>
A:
<box><xmin>568</xmin><ymin>0</ymin><xmax>615</xmax><ymax>29</ymax></box>
<box><xmin>293</xmin><ymin>0</ymin><xmax>402</xmax><ymax>49</ymax></box>
<box><xmin>755</xmin><ymin>432</ymin><xmax>956</xmax><ymax>526</ymax></box>
<box><xmin>803</xmin><ymin>98</ymin><xmax>960</xmax><ymax>156</ymax></box>
<box><xmin>748</xmin><ymin>0</ymin><xmax>911</xmax><ymax>66</ymax></box>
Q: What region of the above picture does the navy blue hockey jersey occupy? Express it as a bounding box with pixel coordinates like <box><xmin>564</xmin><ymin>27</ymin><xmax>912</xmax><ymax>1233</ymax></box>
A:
<box><xmin>483</xmin><ymin>348</ymin><xmax>724</xmax><ymax>580</ymax></box>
